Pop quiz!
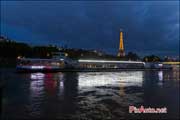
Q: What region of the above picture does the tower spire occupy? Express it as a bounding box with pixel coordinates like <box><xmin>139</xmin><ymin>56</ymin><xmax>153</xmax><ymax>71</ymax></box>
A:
<box><xmin>117</xmin><ymin>29</ymin><xmax>125</xmax><ymax>57</ymax></box>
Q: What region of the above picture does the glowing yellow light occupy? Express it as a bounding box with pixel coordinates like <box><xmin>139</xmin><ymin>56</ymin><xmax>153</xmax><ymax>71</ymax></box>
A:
<box><xmin>119</xmin><ymin>31</ymin><xmax>124</xmax><ymax>50</ymax></box>
<box><xmin>117</xmin><ymin>30</ymin><xmax>125</xmax><ymax>57</ymax></box>
<box><xmin>163</xmin><ymin>62</ymin><xmax>180</xmax><ymax>65</ymax></box>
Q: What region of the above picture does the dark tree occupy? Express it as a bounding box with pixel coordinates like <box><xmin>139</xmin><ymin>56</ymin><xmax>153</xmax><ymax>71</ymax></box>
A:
<box><xmin>126</xmin><ymin>52</ymin><xmax>140</xmax><ymax>61</ymax></box>
<box><xmin>143</xmin><ymin>55</ymin><xmax>161</xmax><ymax>62</ymax></box>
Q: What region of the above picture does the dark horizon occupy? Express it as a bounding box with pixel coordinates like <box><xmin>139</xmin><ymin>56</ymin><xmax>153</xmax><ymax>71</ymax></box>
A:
<box><xmin>1</xmin><ymin>1</ymin><xmax>179</xmax><ymax>57</ymax></box>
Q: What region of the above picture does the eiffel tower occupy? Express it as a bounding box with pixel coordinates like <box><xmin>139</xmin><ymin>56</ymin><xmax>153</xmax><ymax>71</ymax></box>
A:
<box><xmin>117</xmin><ymin>30</ymin><xmax>125</xmax><ymax>57</ymax></box>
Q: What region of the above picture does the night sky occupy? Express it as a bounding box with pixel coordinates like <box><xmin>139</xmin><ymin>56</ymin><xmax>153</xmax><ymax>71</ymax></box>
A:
<box><xmin>1</xmin><ymin>1</ymin><xmax>179</xmax><ymax>57</ymax></box>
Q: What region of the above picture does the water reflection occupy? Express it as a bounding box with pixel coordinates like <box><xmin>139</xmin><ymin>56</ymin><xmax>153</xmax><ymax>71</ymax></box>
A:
<box><xmin>30</xmin><ymin>73</ymin><xmax>64</xmax><ymax>95</ymax></box>
<box><xmin>30</xmin><ymin>73</ymin><xmax>45</xmax><ymax>80</ymax></box>
<box><xmin>158</xmin><ymin>71</ymin><xmax>163</xmax><ymax>81</ymax></box>
<box><xmin>163</xmin><ymin>70</ymin><xmax>180</xmax><ymax>81</ymax></box>
<box><xmin>2</xmin><ymin>70</ymin><xmax>179</xmax><ymax>119</ymax></box>
<box><xmin>119</xmin><ymin>82</ymin><xmax>125</xmax><ymax>96</ymax></box>
<box><xmin>28</xmin><ymin>71</ymin><xmax>145</xmax><ymax>96</ymax></box>
<box><xmin>78</xmin><ymin>71</ymin><xmax>143</xmax><ymax>88</ymax></box>
<box><xmin>29</xmin><ymin>72</ymin><xmax>79</xmax><ymax>118</ymax></box>
<box><xmin>30</xmin><ymin>77</ymin><xmax>44</xmax><ymax>97</ymax></box>
<box><xmin>158</xmin><ymin>71</ymin><xmax>163</xmax><ymax>86</ymax></box>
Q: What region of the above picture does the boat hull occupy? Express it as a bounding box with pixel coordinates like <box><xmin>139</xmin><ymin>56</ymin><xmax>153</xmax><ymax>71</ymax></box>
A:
<box><xmin>16</xmin><ymin>67</ymin><xmax>171</xmax><ymax>73</ymax></box>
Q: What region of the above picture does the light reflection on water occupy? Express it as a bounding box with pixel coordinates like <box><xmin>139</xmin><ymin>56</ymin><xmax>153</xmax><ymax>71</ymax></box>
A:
<box><xmin>1</xmin><ymin>69</ymin><xmax>179</xmax><ymax>119</ymax></box>
<box><xmin>78</xmin><ymin>71</ymin><xmax>143</xmax><ymax>88</ymax></box>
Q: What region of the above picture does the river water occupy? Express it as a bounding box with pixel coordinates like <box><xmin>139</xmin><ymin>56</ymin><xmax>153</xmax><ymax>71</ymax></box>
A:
<box><xmin>1</xmin><ymin>69</ymin><xmax>179</xmax><ymax>119</ymax></box>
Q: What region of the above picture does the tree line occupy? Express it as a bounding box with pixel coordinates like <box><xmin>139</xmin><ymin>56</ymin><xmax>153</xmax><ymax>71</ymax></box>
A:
<box><xmin>0</xmin><ymin>36</ymin><xmax>177</xmax><ymax>67</ymax></box>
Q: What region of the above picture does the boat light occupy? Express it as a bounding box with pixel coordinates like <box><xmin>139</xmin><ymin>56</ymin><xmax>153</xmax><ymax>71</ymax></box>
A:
<box><xmin>31</xmin><ymin>66</ymin><xmax>44</xmax><ymax>69</ymax></box>
<box><xmin>78</xmin><ymin>59</ymin><xmax>145</xmax><ymax>64</ymax></box>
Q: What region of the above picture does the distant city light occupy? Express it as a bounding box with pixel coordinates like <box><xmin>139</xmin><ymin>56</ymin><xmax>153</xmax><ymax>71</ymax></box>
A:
<box><xmin>17</xmin><ymin>56</ymin><xmax>21</xmax><ymax>59</ymax></box>
<box><xmin>65</xmin><ymin>53</ymin><xmax>68</xmax><ymax>56</ymax></box>
<box><xmin>163</xmin><ymin>62</ymin><xmax>180</xmax><ymax>65</ymax></box>
<box><xmin>47</xmin><ymin>53</ymin><xmax>50</xmax><ymax>57</ymax></box>
<box><xmin>158</xmin><ymin>64</ymin><xmax>163</xmax><ymax>67</ymax></box>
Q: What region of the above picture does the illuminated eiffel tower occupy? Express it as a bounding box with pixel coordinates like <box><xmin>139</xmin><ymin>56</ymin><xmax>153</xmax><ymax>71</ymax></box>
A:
<box><xmin>117</xmin><ymin>30</ymin><xmax>125</xmax><ymax>57</ymax></box>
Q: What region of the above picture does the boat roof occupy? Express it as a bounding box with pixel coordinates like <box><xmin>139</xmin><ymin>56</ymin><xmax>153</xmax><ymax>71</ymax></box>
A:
<box><xmin>18</xmin><ymin>58</ymin><xmax>64</xmax><ymax>61</ymax></box>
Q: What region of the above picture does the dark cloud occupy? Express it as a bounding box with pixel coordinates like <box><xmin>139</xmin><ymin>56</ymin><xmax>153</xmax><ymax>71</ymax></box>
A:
<box><xmin>1</xmin><ymin>1</ymin><xmax>179</xmax><ymax>56</ymax></box>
